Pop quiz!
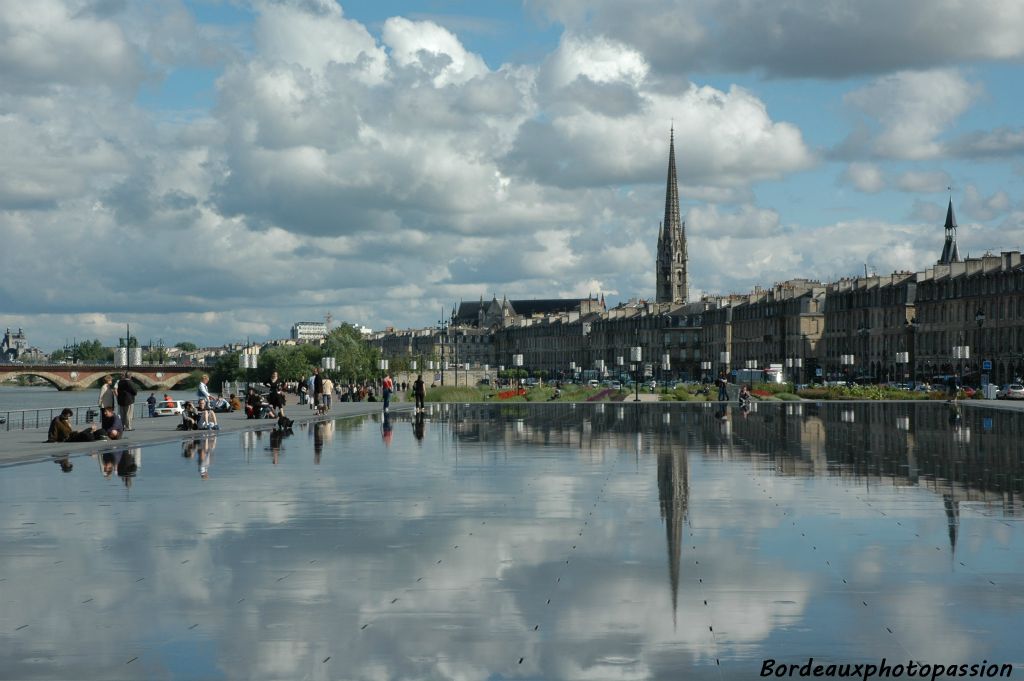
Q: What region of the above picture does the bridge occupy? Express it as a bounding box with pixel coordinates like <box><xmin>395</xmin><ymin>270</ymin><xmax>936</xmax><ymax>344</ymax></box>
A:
<box><xmin>0</xmin><ymin>364</ymin><xmax>196</xmax><ymax>391</ymax></box>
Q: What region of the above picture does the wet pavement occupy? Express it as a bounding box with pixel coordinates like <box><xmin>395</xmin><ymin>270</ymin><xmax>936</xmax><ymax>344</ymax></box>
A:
<box><xmin>0</xmin><ymin>402</ymin><xmax>1021</xmax><ymax>680</ymax></box>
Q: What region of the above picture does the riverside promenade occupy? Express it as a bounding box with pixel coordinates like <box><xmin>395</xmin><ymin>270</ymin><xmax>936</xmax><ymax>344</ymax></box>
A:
<box><xmin>0</xmin><ymin>401</ymin><xmax>411</xmax><ymax>466</ymax></box>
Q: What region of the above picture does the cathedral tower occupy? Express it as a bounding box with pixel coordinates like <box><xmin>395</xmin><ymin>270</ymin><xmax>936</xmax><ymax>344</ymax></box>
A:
<box><xmin>656</xmin><ymin>128</ymin><xmax>688</xmax><ymax>304</ymax></box>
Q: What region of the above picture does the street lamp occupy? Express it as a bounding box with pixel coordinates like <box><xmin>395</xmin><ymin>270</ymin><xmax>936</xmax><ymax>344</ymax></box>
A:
<box><xmin>630</xmin><ymin>345</ymin><xmax>642</xmax><ymax>402</ymax></box>
<box><xmin>840</xmin><ymin>354</ymin><xmax>855</xmax><ymax>384</ymax></box>
<box><xmin>785</xmin><ymin>357</ymin><xmax>802</xmax><ymax>385</ymax></box>
<box><xmin>953</xmin><ymin>341</ymin><xmax>970</xmax><ymax>398</ymax></box>
<box><xmin>661</xmin><ymin>353</ymin><xmax>670</xmax><ymax>386</ymax></box>
<box><xmin>895</xmin><ymin>351</ymin><xmax>910</xmax><ymax>385</ymax></box>
<box><xmin>700</xmin><ymin>360</ymin><xmax>712</xmax><ymax>382</ymax></box>
<box><xmin>719</xmin><ymin>351</ymin><xmax>730</xmax><ymax>382</ymax></box>
<box><xmin>513</xmin><ymin>352</ymin><xmax>524</xmax><ymax>389</ymax></box>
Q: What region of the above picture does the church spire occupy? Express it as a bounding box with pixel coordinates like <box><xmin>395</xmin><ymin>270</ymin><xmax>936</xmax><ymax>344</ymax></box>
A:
<box><xmin>938</xmin><ymin>197</ymin><xmax>961</xmax><ymax>264</ymax></box>
<box><xmin>656</xmin><ymin>126</ymin><xmax>688</xmax><ymax>304</ymax></box>
<box><xmin>663</xmin><ymin>126</ymin><xmax>681</xmax><ymax>238</ymax></box>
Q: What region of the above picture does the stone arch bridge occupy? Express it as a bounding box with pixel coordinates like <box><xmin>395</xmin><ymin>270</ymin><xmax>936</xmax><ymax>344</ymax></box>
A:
<box><xmin>0</xmin><ymin>364</ymin><xmax>196</xmax><ymax>391</ymax></box>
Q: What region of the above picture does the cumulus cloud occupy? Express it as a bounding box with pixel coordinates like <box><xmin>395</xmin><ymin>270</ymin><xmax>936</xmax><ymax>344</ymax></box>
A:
<box><xmin>841</xmin><ymin>163</ymin><xmax>886</xmax><ymax>193</ymax></box>
<box><xmin>526</xmin><ymin>0</ymin><xmax>1024</xmax><ymax>78</ymax></box>
<box><xmin>686</xmin><ymin>204</ymin><xmax>782</xmax><ymax>238</ymax></box>
<box><xmin>895</xmin><ymin>170</ymin><xmax>952</xmax><ymax>193</ymax></box>
<box><xmin>962</xmin><ymin>184</ymin><xmax>1011</xmax><ymax>221</ymax></box>
<box><xmin>841</xmin><ymin>70</ymin><xmax>981</xmax><ymax>160</ymax></box>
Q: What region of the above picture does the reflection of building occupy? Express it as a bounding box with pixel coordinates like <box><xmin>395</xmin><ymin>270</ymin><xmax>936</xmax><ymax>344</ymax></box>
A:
<box><xmin>657</xmin><ymin>449</ymin><xmax>688</xmax><ymax>624</ymax></box>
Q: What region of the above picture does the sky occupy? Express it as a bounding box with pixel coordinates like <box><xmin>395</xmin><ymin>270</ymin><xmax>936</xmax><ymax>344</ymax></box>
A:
<box><xmin>2</xmin><ymin>0</ymin><xmax>1024</xmax><ymax>351</ymax></box>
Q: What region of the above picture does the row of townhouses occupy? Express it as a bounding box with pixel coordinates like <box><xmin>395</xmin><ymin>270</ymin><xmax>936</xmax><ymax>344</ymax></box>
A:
<box><xmin>368</xmin><ymin>132</ymin><xmax>1024</xmax><ymax>386</ymax></box>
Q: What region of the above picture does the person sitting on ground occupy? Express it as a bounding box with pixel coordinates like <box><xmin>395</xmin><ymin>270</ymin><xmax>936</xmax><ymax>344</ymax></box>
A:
<box><xmin>245</xmin><ymin>388</ymin><xmax>262</xmax><ymax>419</ymax></box>
<box><xmin>179</xmin><ymin>401</ymin><xmax>198</xmax><ymax>430</ymax></box>
<box><xmin>47</xmin><ymin>408</ymin><xmax>97</xmax><ymax>443</ymax></box>
<box><xmin>100</xmin><ymin>407</ymin><xmax>124</xmax><ymax>440</ymax></box>
<box><xmin>209</xmin><ymin>394</ymin><xmax>230</xmax><ymax>412</ymax></box>
<box><xmin>229</xmin><ymin>393</ymin><xmax>242</xmax><ymax>412</ymax></box>
<box><xmin>738</xmin><ymin>384</ymin><xmax>751</xmax><ymax>405</ymax></box>
<box><xmin>197</xmin><ymin>399</ymin><xmax>220</xmax><ymax>430</ymax></box>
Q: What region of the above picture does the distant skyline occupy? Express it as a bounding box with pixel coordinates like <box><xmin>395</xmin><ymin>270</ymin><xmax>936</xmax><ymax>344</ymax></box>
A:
<box><xmin>3</xmin><ymin>0</ymin><xmax>1024</xmax><ymax>350</ymax></box>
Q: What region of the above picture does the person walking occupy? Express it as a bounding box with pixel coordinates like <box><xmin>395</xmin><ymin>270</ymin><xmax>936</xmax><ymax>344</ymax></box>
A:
<box><xmin>382</xmin><ymin>372</ymin><xmax>394</xmax><ymax>413</ymax></box>
<box><xmin>265</xmin><ymin>371</ymin><xmax>285</xmax><ymax>418</ymax></box>
<box><xmin>312</xmin><ymin>367</ymin><xmax>324</xmax><ymax>411</ymax></box>
<box><xmin>413</xmin><ymin>373</ymin><xmax>425</xmax><ymax>412</ymax></box>
<box><xmin>321</xmin><ymin>375</ymin><xmax>334</xmax><ymax>412</ymax></box>
<box><xmin>98</xmin><ymin>375</ymin><xmax>116</xmax><ymax>413</ymax></box>
<box><xmin>716</xmin><ymin>374</ymin><xmax>729</xmax><ymax>402</ymax></box>
<box><xmin>115</xmin><ymin>372</ymin><xmax>138</xmax><ymax>431</ymax></box>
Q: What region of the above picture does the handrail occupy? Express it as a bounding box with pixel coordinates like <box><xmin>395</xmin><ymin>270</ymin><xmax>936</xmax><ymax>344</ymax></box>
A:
<box><xmin>0</xmin><ymin>399</ymin><xmax>171</xmax><ymax>432</ymax></box>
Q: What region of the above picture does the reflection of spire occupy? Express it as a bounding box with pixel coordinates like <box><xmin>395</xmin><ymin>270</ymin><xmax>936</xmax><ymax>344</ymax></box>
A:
<box><xmin>657</xmin><ymin>450</ymin><xmax>688</xmax><ymax>627</ymax></box>
<box><xmin>943</xmin><ymin>493</ymin><xmax>959</xmax><ymax>557</ymax></box>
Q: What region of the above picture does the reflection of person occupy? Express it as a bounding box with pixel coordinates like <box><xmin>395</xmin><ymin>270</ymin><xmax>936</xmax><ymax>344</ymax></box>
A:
<box><xmin>53</xmin><ymin>455</ymin><xmax>73</xmax><ymax>472</ymax></box>
<box><xmin>313</xmin><ymin>422</ymin><xmax>324</xmax><ymax>463</ymax></box>
<box><xmin>100</xmin><ymin>452</ymin><xmax>117</xmax><ymax>478</ymax></box>
<box><xmin>381</xmin><ymin>412</ymin><xmax>393</xmax><ymax>446</ymax></box>
<box><xmin>413</xmin><ymin>412</ymin><xmax>425</xmax><ymax>442</ymax></box>
<box><xmin>47</xmin><ymin>408</ymin><xmax>97</xmax><ymax>442</ymax></box>
<box><xmin>117</xmin><ymin>450</ymin><xmax>137</xmax><ymax>487</ymax></box>
<box><xmin>198</xmin><ymin>436</ymin><xmax>216</xmax><ymax>478</ymax></box>
<box><xmin>413</xmin><ymin>374</ymin><xmax>425</xmax><ymax>412</ymax></box>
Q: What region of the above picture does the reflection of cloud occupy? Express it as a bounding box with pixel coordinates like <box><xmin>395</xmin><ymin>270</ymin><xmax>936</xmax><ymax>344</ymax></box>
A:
<box><xmin>1</xmin><ymin>405</ymin><xmax>1021</xmax><ymax>679</ymax></box>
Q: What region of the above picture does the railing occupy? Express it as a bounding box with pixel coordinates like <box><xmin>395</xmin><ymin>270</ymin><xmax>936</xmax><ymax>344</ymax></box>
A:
<box><xmin>2</xmin><ymin>404</ymin><xmax>99</xmax><ymax>432</ymax></box>
<box><xmin>0</xmin><ymin>400</ymin><xmax>173</xmax><ymax>432</ymax></box>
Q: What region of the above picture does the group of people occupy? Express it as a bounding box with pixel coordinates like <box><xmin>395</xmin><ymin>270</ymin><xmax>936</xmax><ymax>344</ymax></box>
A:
<box><xmin>46</xmin><ymin>406</ymin><xmax>125</xmax><ymax>443</ymax></box>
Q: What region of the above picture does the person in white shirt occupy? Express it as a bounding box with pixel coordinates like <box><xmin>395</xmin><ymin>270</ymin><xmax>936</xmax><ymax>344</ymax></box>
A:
<box><xmin>197</xmin><ymin>374</ymin><xmax>212</xmax><ymax>402</ymax></box>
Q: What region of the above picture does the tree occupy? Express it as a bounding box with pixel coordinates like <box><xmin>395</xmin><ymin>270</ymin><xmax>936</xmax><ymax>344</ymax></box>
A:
<box><xmin>321</xmin><ymin>324</ymin><xmax>380</xmax><ymax>382</ymax></box>
<box><xmin>209</xmin><ymin>351</ymin><xmax>246</xmax><ymax>389</ymax></box>
<box><xmin>175</xmin><ymin>342</ymin><xmax>198</xmax><ymax>352</ymax></box>
<box><xmin>76</xmin><ymin>339</ymin><xmax>113</xmax><ymax>363</ymax></box>
<box><xmin>258</xmin><ymin>345</ymin><xmax>315</xmax><ymax>382</ymax></box>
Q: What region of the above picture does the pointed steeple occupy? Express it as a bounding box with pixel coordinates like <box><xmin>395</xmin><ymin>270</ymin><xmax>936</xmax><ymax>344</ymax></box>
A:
<box><xmin>938</xmin><ymin>197</ymin><xmax>961</xmax><ymax>264</ymax></box>
<box><xmin>663</xmin><ymin>126</ymin><xmax>681</xmax><ymax>239</ymax></box>
<box><xmin>656</xmin><ymin>126</ymin><xmax>688</xmax><ymax>304</ymax></box>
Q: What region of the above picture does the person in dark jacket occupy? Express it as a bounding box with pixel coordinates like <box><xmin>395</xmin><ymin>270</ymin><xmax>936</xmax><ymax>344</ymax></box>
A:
<box><xmin>47</xmin><ymin>409</ymin><xmax>96</xmax><ymax>442</ymax></box>
<box><xmin>413</xmin><ymin>374</ymin><xmax>426</xmax><ymax>412</ymax></box>
<box><xmin>100</xmin><ymin>407</ymin><xmax>124</xmax><ymax>440</ymax></box>
<box><xmin>115</xmin><ymin>373</ymin><xmax>138</xmax><ymax>431</ymax></box>
<box><xmin>264</xmin><ymin>371</ymin><xmax>285</xmax><ymax>417</ymax></box>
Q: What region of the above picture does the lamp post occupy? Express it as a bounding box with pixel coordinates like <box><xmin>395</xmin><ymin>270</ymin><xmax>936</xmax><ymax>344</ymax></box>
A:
<box><xmin>378</xmin><ymin>358</ymin><xmax>389</xmax><ymax>393</ymax></box>
<box><xmin>840</xmin><ymin>354</ymin><xmax>855</xmax><ymax>384</ymax></box>
<box><xmin>700</xmin><ymin>360</ymin><xmax>712</xmax><ymax>383</ymax></box>
<box><xmin>513</xmin><ymin>352</ymin><xmax>524</xmax><ymax>389</ymax></box>
<box><xmin>895</xmin><ymin>351</ymin><xmax>909</xmax><ymax>386</ymax></box>
<box><xmin>630</xmin><ymin>344</ymin><xmax>642</xmax><ymax>402</ymax></box>
<box><xmin>952</xmin><ymin>341</ymin><xmax>969</xmax><ymax>398</ymax></box>
<box><xmin>975</xmin><ymin>308</ymin><xmax>986</xmax><ymax>385</ymax></box>
<box><xmin>785</xmin><ymin>357</ymin><xmax>802</xmax><ymax>386</ymax></box>
<box><xmin>719</xmin><ymin>351</ymin><xmax>730</xmax><ymax>383</ymax></box>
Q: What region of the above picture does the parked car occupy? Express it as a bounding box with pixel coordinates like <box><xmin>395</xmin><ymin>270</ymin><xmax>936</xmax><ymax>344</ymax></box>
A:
<box><xmin>153</xmin><ymin>399</ymin><xmax>185</xmax><ymax>417</ymax></box>
<box><xmin>997</xmin><ymin>384</ymin><xmax>1024</xmax><ymax>400</ymax></box>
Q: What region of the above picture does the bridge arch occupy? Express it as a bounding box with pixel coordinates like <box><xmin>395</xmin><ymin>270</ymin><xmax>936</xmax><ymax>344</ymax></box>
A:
<box><xmin>0</xmin><ymin>370</ymin><xmax>72</xmax><ymax>390</ymax></box>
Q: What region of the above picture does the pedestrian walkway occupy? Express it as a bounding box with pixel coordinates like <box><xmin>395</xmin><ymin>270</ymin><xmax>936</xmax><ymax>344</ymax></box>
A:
<box><xmin>0</xmin><ymin>402</ymin><xmax>410</xmax><ymax>466</ymax></box>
